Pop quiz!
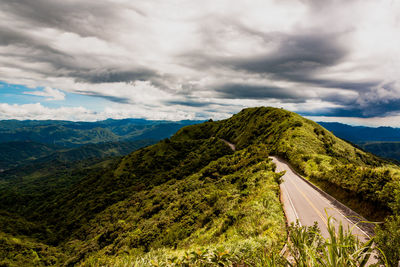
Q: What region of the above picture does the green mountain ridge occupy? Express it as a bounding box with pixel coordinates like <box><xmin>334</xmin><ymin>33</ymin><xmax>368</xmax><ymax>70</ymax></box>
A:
<box><xmin>0</xmin><ymin>141</ymin><xmax>58</xmax><ymax>170</ymax></box>
<box><xmin>1</xmin><ymin>107</ymin><xmax>400</xmax><ymax>266</ymax></box>
<box><xmin>0</xmin><ymin>119</ymin><xmax>200</xmax><ymax>147</ymax></box>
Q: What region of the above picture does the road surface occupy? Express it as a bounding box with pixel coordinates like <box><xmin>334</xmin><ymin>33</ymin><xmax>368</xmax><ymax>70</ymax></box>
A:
<box><xmin>271</xmin><ymin>156</ymin><xmax>370</xmax><ymax>241</ymax></box>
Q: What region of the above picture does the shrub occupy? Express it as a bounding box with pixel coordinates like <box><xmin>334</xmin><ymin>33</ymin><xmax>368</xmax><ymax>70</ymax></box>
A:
<box><xmin>286</xmin><ymin>216</ymin><xmax>374</xmax><ymax>267</ymax></box>
<box><xmin>375</xmin><ymin>215</ymin><xmax>400</xmax><ymax>266</ymax></box>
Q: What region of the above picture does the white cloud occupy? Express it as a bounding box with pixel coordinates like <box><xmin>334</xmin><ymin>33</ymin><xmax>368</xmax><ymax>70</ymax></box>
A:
<box><xmin>0</xmin><ymin>0</ymin><xmax>399</xmax><ymax>122</ymax></box>
<box><xmin>23</xmin><ymin>87</ymin><xmax>65</xmax><ymax>101</ymax></box>
<box><xmin>0</xmin><ymin>102</ymin><xmax>198</xmax><ymax>121</ymax></box>
<box><xmin>0</xmin><ymin>103</ymin><xmax>94</xmax><ymax>121</ymax></box>
<box><xmin>306</xmin><ymin>115</ymin><xmax>400</xmax><ymax>128</ymax></box>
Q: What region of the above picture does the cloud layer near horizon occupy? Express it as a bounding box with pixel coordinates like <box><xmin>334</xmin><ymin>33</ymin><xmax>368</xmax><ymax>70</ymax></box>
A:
<box><xmin>0</xmin><ymin>0</ymin><xmax>399</xmax><ymax>123</ymax></box>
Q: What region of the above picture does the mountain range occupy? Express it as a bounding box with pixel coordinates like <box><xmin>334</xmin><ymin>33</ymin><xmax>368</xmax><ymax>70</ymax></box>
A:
<box><xmin>0</xmin><ymin>119</ymin><xmax>200</xmax><ymax>171</ymax></box>
<box><xmin>0</xmin><ymin>118</ymin><xmax>201</xmax><ymax>147</ymax></box>
<box><xmin>320</xmin><ymin>122</ymin><xmax>400</xmax><ymax>162</ymax></box>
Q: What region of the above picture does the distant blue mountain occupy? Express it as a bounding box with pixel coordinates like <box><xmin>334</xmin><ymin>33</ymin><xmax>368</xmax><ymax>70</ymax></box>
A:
<box><xmin>319</xmin><ymin>121</ymin><xmax>400</xmax><ymax>162</ymax></box>
<box><xmin>318</xmin><ymin>122</ymin><xmax>400</xmax><ymax>142</ymax></box>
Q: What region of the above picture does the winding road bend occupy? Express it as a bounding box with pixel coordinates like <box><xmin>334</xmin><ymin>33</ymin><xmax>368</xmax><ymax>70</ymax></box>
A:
<box><xmin>220</xmin><ymin>140</ymin><xmax>370</xmax><ymax>242</ymax></box>
<box><xmin>271</xmin><ymin>156</ymin><xmax>370</xmax><ymax>241</ymax></box>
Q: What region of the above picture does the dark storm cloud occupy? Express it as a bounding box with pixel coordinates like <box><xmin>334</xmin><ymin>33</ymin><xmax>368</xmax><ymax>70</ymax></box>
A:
<box><xmin>360</xmin><ymin>99</ymin><xmax>400</xmax><ymax>117</ymax></box>
<box><xmin>1</xmin><ymin>0</ymin><xmax>399</xmax><ymax>122</ymax></box>
<box><xmin>0</xmin><ymin>27</ymin><xmax>32</xmax><ymax>46</ymax></box>
<box><xmin>183</xmin><ymin>31</ymin><xmax>346</xmax><ymax>76</ymax></box>
<box><xmin>0</xmin><ymin>25</ymin><xmax>163</xmax><ymax>91</ymax></box>
<box><xmin>183</xmin><ymin>29</ymin><xmax>370</xmax><ymax>92</ymax></box>
<box><xmin>300</xmin><ymin>99</ymin><xmax>400</xmax><ymax>118</ymax></box>
<box><xmin>181</xmin><ymin>26</ymin><xmax>395</xmax><ymax>117</ymax></box>
<box><xmin>304</xmin><ymin>80</ymin><xmax>400</xmax><ymax>118</ymax></box>
<box><xmin>166</xmin><ymin>100</ymin><xmax>212</xmax><ymax>107</ymax></box>
<box><xmin>75</xmin><ymin>90</ymin><xmax>131</xmax><ymax>104</ymax></box>
<box><xmin>301</xmin><ymin>86</ymin><xmax>400</xmax><ymax>118</ymax></box>
<box><xmin>165</xmin><ymin>94</ymin><xmax>235</xmax><ymax>107</ymax></box>
<box><xmin>298</xmin><ymin>108</ymin><xmax>364</xmax><ymax>117</ymax></box>
<box><xmin>72</xmin><ymin>69</ymin><xmax>161</xmax><ymax>84</ymax></box>
<box><xmin>0</xmin><ymin>26</ymin><xmax>67</xmax><ymax>58</ymax></box>
<box><xmin>223</xmin><ymin>32</ymin><xmax>348</xmax><ymax>83</ymax></box>
<box><xmin>0</xmin><ymin>0</ymin><xmax>138</xmax><ymax>39</ymax></box>
<box><xmin>0</xmin><ymin>0</ymin><xmax>163</xmax><ymax>93</ymax></box>
<box><xmin>302</xmin><ymin>80</ymin><xmax>380</xmax><ymax>92</ymax></box>
<box><xmin>0</xmin><ymin>26</ymin><xmax>83</xmax><ymax>76</ymax></box>
<box><xmin>215</xmin><ymin>83</ymin><xmax>305</xmax><ymax>102</ymax></box>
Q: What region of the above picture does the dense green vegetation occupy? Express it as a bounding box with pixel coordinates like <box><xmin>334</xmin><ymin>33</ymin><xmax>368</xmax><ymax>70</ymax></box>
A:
<box><xmin>1</xmin><ymin>107</ymin><xmax>400</xmax><ymax>265</ymax></box>
<box><xmin>0</xmin><ymin>141</ymin><xmax>57</xmax><ymax>170</ymax></box>
<box><xmin>0</xmin><ymin>231</ymin><xmax>66</xmax><ymax>267</ymax></box>
<box><xmin>0</xmin><ymin>157</ymin><xmax>118</xmax><ymax>217</ymax></box>
<box><xmin>29</xmin><ymin>139</ymin><xmax>155</xmax><ymax>165</ymax></box>
<box><xmin>358</xmin><ymin>141</ymin><xmax>400</xmax><ymax>162</ymax></box>
<box><xmin>81</xmin><ymin>216</ymin><xmax>376</xmax><ymax>267</ymax></box>
<box><xmin>283</xmin><ymin>218</ymin><xmax>374</xmax><ymax>267</ymax></box>
<box><xmin>73</xmin><ymin>145</ymin><xmax>286</xmax><ymax>265</ymax></box>
<box><xmin>0</xmin><ymin>139</ymin><xmax>154</xmax><ymax>171</ymax></box>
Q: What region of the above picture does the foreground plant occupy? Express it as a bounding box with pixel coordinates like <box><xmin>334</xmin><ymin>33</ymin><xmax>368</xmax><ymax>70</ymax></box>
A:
<box><xmin>286</xmin><ymin>216</ymin><xmax>375</xmax><ymax>267</ymax></box>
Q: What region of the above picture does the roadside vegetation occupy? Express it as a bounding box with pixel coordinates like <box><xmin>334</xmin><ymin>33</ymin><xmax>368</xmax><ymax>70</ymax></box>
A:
<box><xmin>78</xmin><ymin>217</ymin><xmax>378</xmax><ymax>267</ymax></box>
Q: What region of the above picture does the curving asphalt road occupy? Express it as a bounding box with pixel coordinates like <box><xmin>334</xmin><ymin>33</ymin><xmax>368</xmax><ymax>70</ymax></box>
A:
<box><xmin>221</xmin><ymin>141</ymin><xmax>376</xmax><ymax>263</ymax></box>
<box><xmin>221</xmin><ymin>140</ymin><xmax>371</xmax><ymax>243</ymax></box>
<box><xmin>271</xmin><ymin>156</ymin><xmax>370</xmax><ymax>241</ymax></box>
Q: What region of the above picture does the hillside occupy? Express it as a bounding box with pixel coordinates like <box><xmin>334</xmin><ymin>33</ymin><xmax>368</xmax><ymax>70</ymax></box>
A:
<box><xmin>0</xmin><ymin>141</ymin><xmax>58</xmax><ymax>170</ymax></box>
<box><xmin>1</xmin><ymin>107</ymin><xmax>400</xmax><ymax>265</ymax></box>
<box><xmin>30</xmin><ymin>139</ymin><xmax>155</xmax><ymax>164</ymax></box>
<box><xmin>358</xmin><ymin>141</ymin><xmax>400</xmax><ymax>162</ymax></box>
<box><xmin>0</xmin><ymin>140</ymin><xmax>154</xmax><ymax>171</ymax></box>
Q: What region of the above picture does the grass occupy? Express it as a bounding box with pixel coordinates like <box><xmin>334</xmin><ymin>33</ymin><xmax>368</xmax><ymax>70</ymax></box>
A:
<box><xmin>285</xmin><ymin>216</ymin><xmax>375</xmax><ymax>267</ymax></box>
<box><xmin>79</xmin><ymin>215</ymin><xmax>379</xmax><ymax>267</ymax></box>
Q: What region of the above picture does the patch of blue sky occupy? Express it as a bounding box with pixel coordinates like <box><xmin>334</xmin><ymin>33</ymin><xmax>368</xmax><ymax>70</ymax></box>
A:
<box><xmin>0</xmin><ymin>81</ymin><xmax>108</xmax><ymax>112</ymax></box>
<box><xmin>0</xmin><ymin>81</ymin><xmax>36</xmax><ymax>105</ymax></box>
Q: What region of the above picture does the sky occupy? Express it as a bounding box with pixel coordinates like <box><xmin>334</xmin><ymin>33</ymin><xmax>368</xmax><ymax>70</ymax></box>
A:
<box><xmin>0</xmin><ymin>0</ymin><xmax>400</xmax><ymax>126</ymax></box>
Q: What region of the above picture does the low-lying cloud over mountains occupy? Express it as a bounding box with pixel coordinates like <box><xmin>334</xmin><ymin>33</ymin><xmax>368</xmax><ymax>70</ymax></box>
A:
<box><xmin>0</xmin><ymin>0</ymin><xmax>399</xmax><ymax>124</ymax></box>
